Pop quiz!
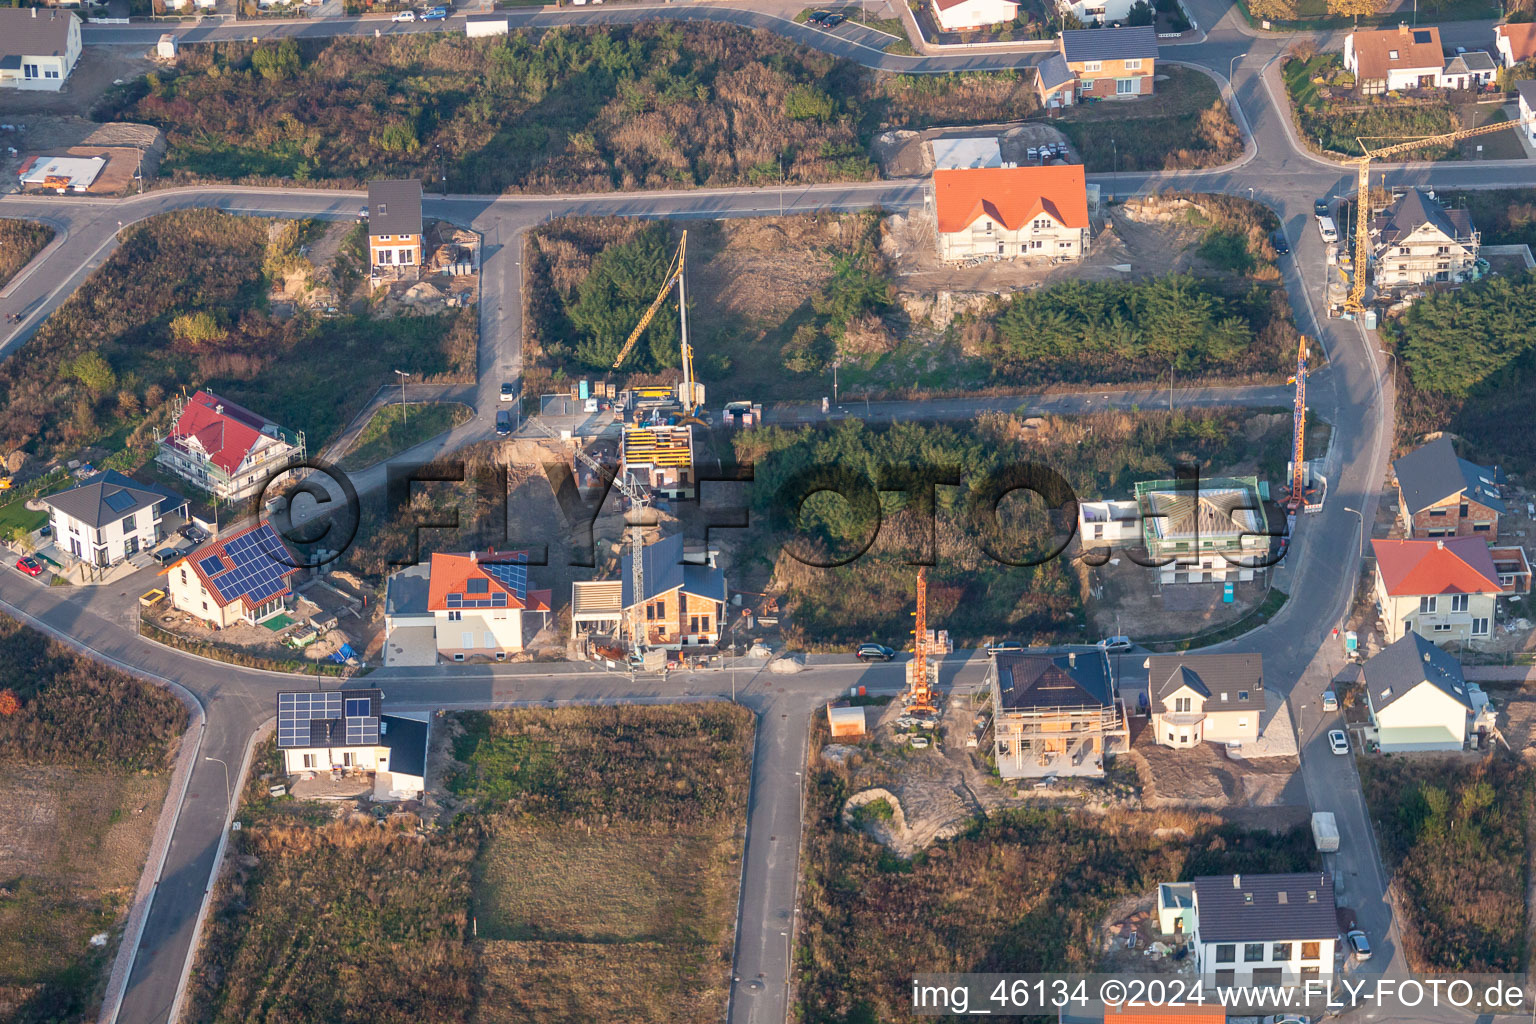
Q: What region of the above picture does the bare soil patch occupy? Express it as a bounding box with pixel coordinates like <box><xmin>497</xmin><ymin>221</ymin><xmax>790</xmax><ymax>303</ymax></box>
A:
<box><xmin>1122</xmin><ymin>721</ymin><xmax>1300</xmax><ymax>810</ymax></box>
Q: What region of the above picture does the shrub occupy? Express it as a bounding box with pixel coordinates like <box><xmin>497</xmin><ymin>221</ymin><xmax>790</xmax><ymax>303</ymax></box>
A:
<box><xmin>170</xmin><ymin>310</ymin><xmax>226</xmax><ymax>345</ymax></box>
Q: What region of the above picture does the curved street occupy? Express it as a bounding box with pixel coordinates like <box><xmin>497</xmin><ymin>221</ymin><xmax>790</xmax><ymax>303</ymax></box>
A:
<box><xmin>0</xmin><ymin>0</ymin><xmax>1528</xmax><ymax>1020</ymax></box>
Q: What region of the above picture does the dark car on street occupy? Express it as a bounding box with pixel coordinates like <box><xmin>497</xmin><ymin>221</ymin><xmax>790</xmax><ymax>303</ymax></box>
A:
<box><xmin>822</xmin><ymin>12</ymin><xmax>846</xmax><ymax>26</ymax></box>
<box><xmin>1271</xmin><ymin>230</ymin><xmax>1290</xmax><ymax>255</ymax></box>
<box><xmin>1314</xmin><ymin>198</ymin><xmax>1330</xmax><ymax>217</ymax></box>
<box><xmin>856</xmin><ymin>643</ymin><xmax>895</xmax><ymax>662</ymax></box>
<box><xmin>807</xmin><ymin>8</ymin><xmax>831</xmax><ymax>21</ymax></box>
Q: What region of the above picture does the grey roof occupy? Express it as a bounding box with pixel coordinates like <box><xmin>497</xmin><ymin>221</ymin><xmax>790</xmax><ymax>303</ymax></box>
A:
<box><xmin>620</xmin><ymin>533</ymin><xmax>728</xmax><ymax>608</ymax></box>
<box><xmin>0</xmin><ymin>8</ymin><xmax>77</xmax><ymax>61</ymax></box>
<box><xmin>994</xmin><ymin>647</ymin><xmax>1114</xmax><ymax>711</ymax></box>
<box><xmin>43</xmin><ymin>472</ymin><xmax>167</xmax><ymax>529</ymax></box>
<box><xmin>1517</xmin><ymin>80</ymin><xmax>1536</xmax><ymax>108</ymax></box>
<box><xmin>386</xmin><ymin>562</ymin><xmax>431</xmax><ymax>618</ymax></box>
<box><xmin>1148</xmin><ymin>653</ymin><xmax>1264</xmax><ymax>712</ymax></box>
<box><xmin>1060</xmin><ymin>25</ymin><xmax>1159</xmax><ymax>63</ymax></box>
<box><xmin>1037</xmin><ymin>52</ymin><xmax>1074</xmax><ymax>91</ymax></box>
<box><xmin>1193</xmin><ymin>873</ymin><xmax>1336</xmax><ymax>943</ymax></box>
<box><xmin>367</xmin><ymin>179</ymin><xmax>423</xmax><ymax>237</ymax></box>
<box><xmin>276</xmin><ymin>688</ymin><xmax>384</xmax><ymax>749</ymax></box>
<box><xmin>1443</xmin><ymin>50</ymin><xmax>1495</xmax><ymax>74</ymax></box>
<box><xmin>380</xmin><ymin>714</ymin><xmax>429</xmax><ymax>777</ymax></box>
<box><xmin>1373</xmin><ymin>188</ymin><xmax>1474</xmax><ymax>248</ymax></box>
<box><xmin>1362</xmin><ymin>632</ymin><xmax>1472</xmax><ymax>712</ymax></box>
<box><xmin>1393</xmin><ymin>436</ymin><xmax>1504</xmax><ymax>515</ymax></box>
<box><xmin>1160</xmin><ymin>882</ymin><xmax>1194</xmax><ymax>909</ymax></box>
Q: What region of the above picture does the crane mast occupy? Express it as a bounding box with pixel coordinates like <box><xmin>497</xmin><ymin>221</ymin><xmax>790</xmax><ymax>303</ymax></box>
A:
<box><xmin>611</xmin><ymin>231</ymin><xmax>687</xmax><ymax>372</ymax></box>
<box><xmin>905</xmin><ymin>567</ymin><xmax>938</xmax><ymax>715</ymax></box>
<box><xmin>1287</xmin><ymin>336</ymin><xmax>1308</xmax><ymax>517</ymax></box>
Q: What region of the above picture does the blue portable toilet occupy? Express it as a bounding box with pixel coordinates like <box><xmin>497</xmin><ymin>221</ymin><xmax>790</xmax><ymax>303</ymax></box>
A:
<box><xmin>578</xmin><ymin>379</ymin><xmax>590</xmax><ymax>400</ymax></box>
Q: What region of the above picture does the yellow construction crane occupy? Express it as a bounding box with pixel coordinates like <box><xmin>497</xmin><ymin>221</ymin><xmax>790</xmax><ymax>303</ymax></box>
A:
<box><xmin>1346</xmin><ymin>114</ymin><xmax>1536</xmax><ymax>313</ymax></box>
<box><xmin>609</xmin><ymin>230</ymin><xmax>706</xmax><ymax>423</ymax></box>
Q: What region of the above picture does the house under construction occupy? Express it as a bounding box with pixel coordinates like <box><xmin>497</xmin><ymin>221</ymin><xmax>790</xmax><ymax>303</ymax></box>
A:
<box><xmin>988</xmin><ymin>647</ymin><xmax>1127</xmax><ymax>779</ymax></box>
<box><xmin>621</xmin><ymin>423</ymin><xmax>694</xmax><ymax>501</ymax></box>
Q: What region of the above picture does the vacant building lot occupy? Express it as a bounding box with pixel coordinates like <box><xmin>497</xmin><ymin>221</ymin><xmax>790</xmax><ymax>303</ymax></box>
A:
<box><xmin>186</xmin><ymin>704</ymin><xmax>753</xmax><ymax>1024</ymax></box>
<box><xmin>0</xmin><ymin>614</ymin><xmax>187</xmax><ymax>1024</ymax></box>
<box><xmin>0</xmin><ymin>220</ymin><xmax>54</xmax><ymax>290</ymax></box>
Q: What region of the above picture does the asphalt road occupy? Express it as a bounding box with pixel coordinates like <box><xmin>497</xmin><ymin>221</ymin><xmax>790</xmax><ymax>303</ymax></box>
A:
<box><xmin>0</xmin><ymin>1</ymin><xmax>1530</xmax><ymax>1020</ymax></box>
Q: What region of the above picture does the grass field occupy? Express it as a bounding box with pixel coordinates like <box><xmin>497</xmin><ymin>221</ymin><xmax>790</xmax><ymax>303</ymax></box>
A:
<box><xmin>0</xmin><ymin>220</ymin><xmax>53</xmax><ymax>291</ymax></box>
<box><xmin>186</xmin><ymin>704</ymin><xmax>754</xmax><ymax>1024</ymax></box>
<box><xmin>1238</xmin><ymin>0</ymin><xmax>1496</xmax><ymax>29</ymax></box>
<box><xmin>339</xmin><ymin>401</ymin><xmax>471</xmax><ymax>469</ymax></box>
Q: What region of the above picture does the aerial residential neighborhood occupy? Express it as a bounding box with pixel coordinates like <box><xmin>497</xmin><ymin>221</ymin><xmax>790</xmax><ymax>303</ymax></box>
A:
<box><xmin>0</xmin><ymin>0</ymin><xmax>1535</xmax><ymax>1022</ymax></box>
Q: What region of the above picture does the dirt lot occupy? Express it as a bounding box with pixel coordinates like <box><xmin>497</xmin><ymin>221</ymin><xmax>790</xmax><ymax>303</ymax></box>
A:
<box><xmin>1082</xmin><ymin>551</ymin><xmax>1270</xmax><ymax>642</ymax></box>
<box><xmin>2</xmin><ymin>118</ymin><xmax>164</xmax><ymax>196</ymax></box>
<box><xmin>0</xmin><ymin>763</ymin><xmax>169</xmax><ymax>1019</ymax></box>
<box><xmin>1</xmin><ymin>45</ymin><xmax>157</xmax><ymax>119</ymax></box>
<box><xmin>1121</xmin><ymin>715</ymin><xmax>1303</xmax><ymax>810</ymax></box>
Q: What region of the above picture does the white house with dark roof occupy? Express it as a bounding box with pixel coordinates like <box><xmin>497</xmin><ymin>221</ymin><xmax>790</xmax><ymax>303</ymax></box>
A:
<box><xmin>1147</xmin><ymin>653</ymin><xmax>1264</xmax><ymax>749</ymax></box>
<box><xmin>1192</xmin><ymin>873</ymin><xmax>1337</xmax><ymax>984</ymax></box>
<box><xmin>930</xmin><ymin>0</ymin><xmax>1020</xmax><ymax>31</ymax></box>
<box><xmin>0</xmin><ymin>7</ymin><xmax>81</xmax><ymax>92</ymax></box>
<box><xmin>165</xmin><ymin>519</ymin><xmax>300</xmax><ymax>628</ymax></box>
<box><xmin>43</xmin><ymin>470</ymin><xmax>186</xmax><ymax>568</ymax></box>
<box><xmin>276</xmin><ymin>689</ymin><xmax>430</xmax><ymax>800</ymax></box>
<box><xmin>1371</xmin><ymin>189</ymin><xmax>1479</xmax><ymax>290</ymax></box>
<box><xmin>1437</xmin><ymin>50</ymin><xmax>1496</xmax><ymax>90</ymax></box>
<box><xmin>1361</xmin><ymin>632</ymin><xmax>1475</xmax><ymax>751</ymax></box>
<box><xmin>1055</xmin><ymin>0</ymin><xmax>1137</xmax><ymax>26</ymax></box>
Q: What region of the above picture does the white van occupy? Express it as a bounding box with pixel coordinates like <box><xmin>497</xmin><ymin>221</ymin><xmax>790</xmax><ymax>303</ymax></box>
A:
<box><xmin>1317</xmin><ymin>215</ymin><xmax>1339</xmax><ymax>243</ymax></box>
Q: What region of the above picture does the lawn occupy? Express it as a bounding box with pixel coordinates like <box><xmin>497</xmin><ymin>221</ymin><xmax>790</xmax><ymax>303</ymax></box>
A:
<box><xmin>0</xmin><ymin>220</ymin><xmax>53</xmax><ymax>290</ymax></box>
<box><xmin>1055</xmin><ymin>66</ymin><xmax>1244</xmax><ymax>172</ymax></box>
<box><xmin>95</xmin><ymin>26</ymin><xmax>1050</xmax><ymax>194</ymax></box>
<box><xmin>185</xmin><ymin>704</ymin><xmax>753</xmax><ymax>1024</ymax></box>
<box><xmin>1239</xmin><ymin>0</ymin><xmax>1496</xmax><ymax>29</ymax></box>
<box><xmin>339</xmin><ymin>401</ymin><xmax>471</xmax><ymax>470</ymax></box>
<box><xmin>1283</xmin><ymin>55</ymin><xmax>1458</xmax><ymax>159</ymax></box>
<box><xmin>797</xmin><ymin>715</ymin><xmax>1318</xmax><ymax>1022</ymax></box>
<box><xmin>0</xmin><ymin>613</ymin><xmax>187</xmax><ymax>1024</ymax></box>
<box><xmin>0</xmin><ymin>209</ymin><xmax>475</xmax><ymax>476</ymax></box>
<box><xmin>1358</xmin><ymin>756</ymin><xmax>1533</xmax><ymax>972</ymax></box>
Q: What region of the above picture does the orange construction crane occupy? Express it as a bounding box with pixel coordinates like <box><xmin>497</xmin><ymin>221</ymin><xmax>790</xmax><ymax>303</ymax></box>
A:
<box><xmin>1285</xmin><ymin>335</ymin><xmax>1308</xmax><ymax>519</ymax></box>
<box><xmin>905</xmin><ymin>567</ymin><xmax>938</xmax><ymax>715</ymax></box>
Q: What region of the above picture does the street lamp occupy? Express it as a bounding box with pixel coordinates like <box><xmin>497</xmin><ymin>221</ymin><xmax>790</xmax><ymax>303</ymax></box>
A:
<box><xmin>1110</xmin><ymin>136</ymin><xmax>1117</xmax><ymax>176</ymax></box>
<box><xmin>205</xmin><ymin>755</ymin><xmax>232</xmax><ymax>810</ymax></box>
<box><xmin>1342</xmin><ymin>506</ymin><xmax>1365</xmax><ymax>562</ymax></box>
<box><xmin>393</xmin><ymin>369</ymin><xmax>409</xmax><ymax>426</ymax></box>
<box><xmin>1228</xmin><ymin>52</ymin><xmax>1248</xmax><ymax>90</ymax></box>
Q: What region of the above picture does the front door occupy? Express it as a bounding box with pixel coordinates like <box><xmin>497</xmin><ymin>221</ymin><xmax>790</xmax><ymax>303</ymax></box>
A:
<box><xmin>125</xmin><ymin>536</ymin><xmax>139</xmax><ymax>558</ymax></box>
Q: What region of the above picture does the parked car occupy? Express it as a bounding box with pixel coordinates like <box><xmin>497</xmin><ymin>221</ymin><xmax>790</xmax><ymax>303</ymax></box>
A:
<box><xmin>1271</xmin><ymin>230</ymin><xmax>1290</xmax><ymax>255</ymax></box>
<box><xmin>910</xmin><ymin>734</ymin><xmax>931</xmax><ymax>750</ymax></box>
<box><xmin>421</xmin><ymin>6</ymin><xmax>447</xmax><ymax>18</ymax></box>
<box><xmin>822</xmin><ymin>12</ymin><xmax>845</xmax><ymax>26</ymax></box>
<box><xmin>1097</xmin><ymin>635</ymin><xmax>1134</xmax><ymax>652</ymax></box>
<box><xmin>1321</xmin><ymin>690</ymin><xmax>1339</xmax><ymax>712</ymax></box>
<box><xmin>1346</xmin><ymin>929</ymin><xmax>1371</xmax><ymax>960</ymax></box>
<box><xmin>357</xmin><ymin>205</ymin><xmax>369</xmax><ymax>222</ymax></box>
<box><xmin>986</xmin><ymin>639</ymin><xmax>1024</xmax><ymax>655</ymax></box>
<box><xmin>495</xmin><ymin>409</ymin><xmax>514</xmax><ymax>437</ymax></box>
<box><xmin>1328</xmin><ymin>728</ymin><xmax>1350</xmax><ymax>755</ymax></box>
<box><xmin>1314</xmin><ymin>198</ymin><xmax>1330</xmax><ymax>218</ymax></box>
<box><xmin>391</xmin><ymin>9</ymin><xmax>416</xmax><ymax>20</ymax></box>
<box><xmin>179</xmin><ymin>524</ymin><xmax>208</xmax><ymax>544</ymax></box>
<box><xmin>807</xmin><ymin>8</ymin><xmax>831</xmax><ymax>21</ymax></box>
<box><xmin>500</xmin><ymin>382</ymin><xmax>517</xmax><ymax>402</ymax></box>
<box><xmin>856</xmin><ymin>643</ymin><xmax>895</xmax><ymax>662</ymax></box>
<box><xmin>153</xmin><ymin>545</ymin><xmax>187</xmax><ymax>566</ymax></box>
<box><xmin>14</xmin><ymin>556</ymin><xmax>44</xmax><ymax>577</ymax></box>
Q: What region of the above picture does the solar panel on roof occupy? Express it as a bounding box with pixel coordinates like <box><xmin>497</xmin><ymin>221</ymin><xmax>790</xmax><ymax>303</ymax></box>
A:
<box><xmin>199</xmin><ymin>555</ymin><xmax>225</xmax><ymax>575</ymax></box>
<box><xmin>104</xmin><ymin>489</ymin><xmax>138</xmax><ymax>513</ymax></box>
<box><xmin>482</xmin><ymin>561</ymin><xmax>528</xmax><ymax>599</ymax></box>
<box><xmin>467</xmin><ymin>577</ymin><xmax>489</xmax><ymax>594</ymax></box>
<box><xmin>345</xmin><ymin>697</ymin><xmax>370</xmax><ymax>718</ymax></box>
<box><xmin>446</xmin><ymin>593</ymin><xmax>463</xmax><ymax>608</ymax></box>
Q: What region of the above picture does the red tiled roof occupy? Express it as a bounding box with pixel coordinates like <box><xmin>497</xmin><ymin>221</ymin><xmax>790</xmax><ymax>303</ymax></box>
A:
<box><xmin>1497</xmin><ymin>22</ymin><xmax>1536</xmax><ymax>64</ymax></box>
<box><xmin>167</xmin><ymin>390</ymin><xmax>268</xmax><ymax>476</ymax></box>
<box><xmin>933</xmin><ymin>165</ymin><xmax>1089</xmax><ymax>234</ymax></box>
<box><xmin>1373</xmin><ymin>536</ymin><xmax>1501</xmax><ymax>597</ymax></box>
<box><xmin>427</xmin><ymin>551</ymin><xmax>550</xmax><ymax>612</ymax></box>
<box><xmin>1348</xmin><ymin>24</ymin><xmax>1444</xmax><ymax>81</ymax></box>
<box><xmin>174</xmin><ymin>519</ymin><xmax>299</xmax><ymax>609</ymax></box>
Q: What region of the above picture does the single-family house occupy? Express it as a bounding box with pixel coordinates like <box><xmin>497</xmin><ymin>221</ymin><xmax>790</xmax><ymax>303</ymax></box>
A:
<box><xmin>1361</xmin><ymin>631</ymin><xmax>1474</xmax><ymax>751</ymax></box>
<box><xmin>1035</xmin><ymin>52</ymin><xmax>1078</xmax><ymax>108</ymax></box>
<box><xmin>1371</xmin><ymin>188</ymin><xmax>1479</xmax><ymax>289</ymax></box>
<box><xmin>1133</xmin><ymin>475</ymin><xmax>1268</xmax><ymax>583</ymax></box>
<box><xmin>578</xmin><ymin>533</ymin><xmax>729</xmax><ymax>649</ymax></box>
<box><xmin>1371</xmin><ymin>536</ymin><xmax>1500</xmax><ymax>646</ymax></box>
<box><xmin>932</xmin><ymin>164</ymin><xmax>1091</xmax><ymax>263</ymax></box>
<box><xmin>1191</xmin><ymin>872</ymin><xmax>1337</xmax><ymax>984</ymax></box>
<box><xmin>621</xmin><ymin>424</ymin><xmax>695</xmax><ymax>501</ymax></box>
<box><xmin>427</xmin><ymin>550</ymin><xmax>551</xmax><ymax>662</ymax></box>
<box><xmin>1078</xmin><ymin>499</ymin><xmax>1141</xmax><ymax>550</ymax></box>
<box><xmin>988</xmin><ymin>647</ymin><xmax>1127</xmax><ymax>779</ymax></box>
<box><xmin>1059</xmin><ymin>26</ymin><xmax>1159</xmax><ymax>100</ymax></box>
<box><xmin>1344</xmin><ymin>23</ymin><xmax>1445</xmax><ymax>94</ymax></box>
<box><xmin>367</xmin><ymin>179</ymin><xmax>424</xmax><ymax>284</ymax></box>
<box><xmin>166</xmin><ymin>519</ymin><xmax>300</xmax><ymax>628</ymax></box>
<box><xmin>276</xmin><ymin>689</ymin><xmax>431</xmax><ymax>800</ymax></box>
<box><xmin>156</xmin><ymin>390</ymin><xmax>305</xmax><ymax>503</ymax></box>
<box><xmin>1495</xmin><ymin>22</ymin><xmax>1536</xmax><ymax>68</ymax></box>
<box><xmin>1147</xmin><ymin>653</ymin><xmax>1265</xmax><ymax>749</ymax></box>
<box><xmin>930</xmin><ymin>0</ymin><xmax>1020</xmax><ymax>32</ymax></box>
<box><xmin>44</xmin><ymin>470</ymin><xmax>186</xmax><ymax>569</ymax></box>
<box><xmin>1392</xmin><ymin>436</ymin><xmax>1503</xmax><ymax>540</ymax></box>
<box><xmin>1057</xmin><ymin>0</ymin><xmax>1138</xmax><ymax>26</ymax></box>
<box><xmin>0</xmin><ymin>7</ymin><xmax>81</xmax><ymax>92</ymax></box>
<box><xmin>1156</xmin><ymin>882</ymin><xmax>1197</xmax><ymax>938</ymax></box>
<box><xmin>1437</xmin><ymin>50</ymin><xmax>1497</xmax><ymax>89</ymax></box>
<box><xmin>1518</xmin><ymin>81</ymin><xmax>1536</xmax><ymax>145</ymax></box>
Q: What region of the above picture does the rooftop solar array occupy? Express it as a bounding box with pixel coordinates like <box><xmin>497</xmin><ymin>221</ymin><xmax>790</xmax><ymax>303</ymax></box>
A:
<box><xmin>204</xmin><ymin>524</ymin><xmax>295</xmax><ymax>607</ymax></box>
<box><xmin>104</xmin><ymin>489</ymin><xmax>138</xmax><ymax>513</ymax></box>
<box><xmin>198</xmin><ymin>555</ymin><xmax>226</xmax><ymax>576</ymax></box>
<box><xmin>444</xmin><ymin>591</ymin><xmax>509</xmax><ymax>609</ymax></box>
<box><xmin>482</xmin><ymin>556</ymin><xmax>528</xmax><ymax>599</ymax></box>
<box><xmin>276</xmin><ymin>690</ymin><xmax>380</xmax><ymax>748</ymax></box>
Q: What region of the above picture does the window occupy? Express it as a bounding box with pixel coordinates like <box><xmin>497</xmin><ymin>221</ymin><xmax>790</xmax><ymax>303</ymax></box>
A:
<box><xmin>1451</xmin><ymin>594</ymin><xmax>1469</xmax><ymax>612</ymax></box>
<box><xmin>1301</xmin><ymin>965</ymin><xmax>1320</xmax><ymax>979</ymax></box>
<box><xmin>1033</xmin><ymin>217</ymin><xmax>1052</xmax><ymax>230</ymax></box>
<box><xmin>1433</xmin><ymin>622</ymin><xmax>1453</xmax><ymax>632</ymax></box>
<box><xmin>447</xmin><ymin>610</ymin><xmax>461</xmax><ymax>621</ymax></box>
<box><xmin>1473</xmin><ymin>617</ymin><xmax>1490</xmax><ymax>636</ymax></box>
<box><xmin>1244</xmin><ymin>943</ymin><xmax>1265</xmax><ymax>962</ymax></box>
<box><xmin>123</xmin><ymin>513</ymin><xmax>137</xmax><ymax>532</ymax></box>
<box><xmin>401</xmin><ymin>249</ymin><xmax>414</xmax><ymax>265</ymax></box>
<box><xmin>1125</xmin><ymin>58</ymin><xmax>1142</xmax><ymax>70</ymax></box>
<box><xmin>467</xmin><ymin>577</ymin><xmax>489</xmax><ymax>594</ymax></box>
<box><xmin>647</xmin><ymin>604</ymin><xmax>658</xmax><ymax>620</ymax></box>
<box><xmin>1460</xmin><ymin>502</ymin><xmax>1470</xmax><ymax>516</ymax></box>
<box><xmin>1084</xmin><ymin>60</ymin><xmax>1103</xmax><ymax>72</ymax></box>
<box><xmin>1474</xmin><ymin>522</ymin><xmax>1491</xmax><ymax>532</ymax></box>
<box><xmin>984</xmin><ymin>220</ymin><xmax>994</xmax><ymax>233</ymax></box>
<box><xmin>1301</xmin><ymin>942</ymin><xmax>1320</xmax><ymax>960</ymax></box>
<box><xmin>1178</xmin><ymin>731</ymin><xmax>1189</xmax><ymax>743</ymax></box>
<box><xmin>379</xmin><ymin>249</ymin><xmax>393</xmax><ymax>264</ymax></box>
<box><xmin>341</xmin><ymin>751</ymin><xmax>355</xmax><ymax>767</ymax></box>
<box><xmin>1116</xmin><ymin>77</ymin><xmax>1137</xmax><ymax>95</ymax></box>
<box><xmin>1388</xmin><ymin>48</ymin><xmax>1399</xmax><ymax>58</ymax></box>
<box><xmin>1238</xmin><ymin>690</ymin><xmax>1249</xmax><ymax>701</ymax></box>
<box><xmin>180</xmin><ymin>569</ymin><xmax>188</xmax><ymax>585</ymax></box>
<box><xmin>1215</xmin><ymin>944</ymin><xmax>1235</xmax><ymax>963</ymax></box>
<box><xmin>1420</xmin><ymin>596</ymin><xmax>1438</xmax><ymax>613</ymax></box>
<box><xmin>45</xmin><ymin>67</ymin><xmax>60</xmax><ymax>79</ymax></box>
<box><xmin>302</xmin><ymin>753</ymin><xmax>317</xmax><ymax>769</ymax></box>
<box><xmin>1399</xmin><ymin>246</ymin><xmax>1412</xmax><ymax>255</ymax></box>
<box><xmin>1429</xmin><ymin>508</ymin><xmax>1447</xmax><ymax>516</ymax></box>
<box><xmin>23</xmin><ymin>63</ymin><xmax>39</xmax><ymax>79</ymax></box>
<box><xmin>1174</xmin><ymin>697</ymin><xmax>1192</xmax><ymax>712</ymax></box>
<box><xmin>1167</xmin><ymin>731</ymin><xmax>1176</xmax><ymax>742</ymax></box>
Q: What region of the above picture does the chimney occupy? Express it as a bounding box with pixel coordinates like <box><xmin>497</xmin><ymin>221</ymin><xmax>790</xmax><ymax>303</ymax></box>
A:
<box><xmin>1437</xmin><ymin>539</ymin><xmax>1444</xmax><ymax>549</ymax></box>
<box><xmin>31</xmin><ymin>6</ymin><xmax>36</xmax><ymax>16</ymax></box>
<box><xmin>214</xmin><ymin>404</ymin><xmax>224</xmax><ymax>415</ymax></box>
<box><xmin>1232</xmin><ymin>873</ymin><xmax>1241</xmax><ymax>889</ymax></box>
<box><xmin>1398</xmin><ymin>20</ymin><xmax>1410</xmax><ymax>33</ymax></box>
<box><xmin>1068</xmin><ymin>651</ymin><xmax>1076</xmax><ymax>667</ymax></box>
<box><xmin>470</xmin><ymin>550</ymin><xmax>478</xmax><ymax>563</ymax></box>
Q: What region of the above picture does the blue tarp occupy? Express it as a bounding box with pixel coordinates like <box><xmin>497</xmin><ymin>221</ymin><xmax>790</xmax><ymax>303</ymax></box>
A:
<box><xmin>329</xmin><ymin>643</ymin><xmax>357</xmax><ymax>664</ymax></box>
